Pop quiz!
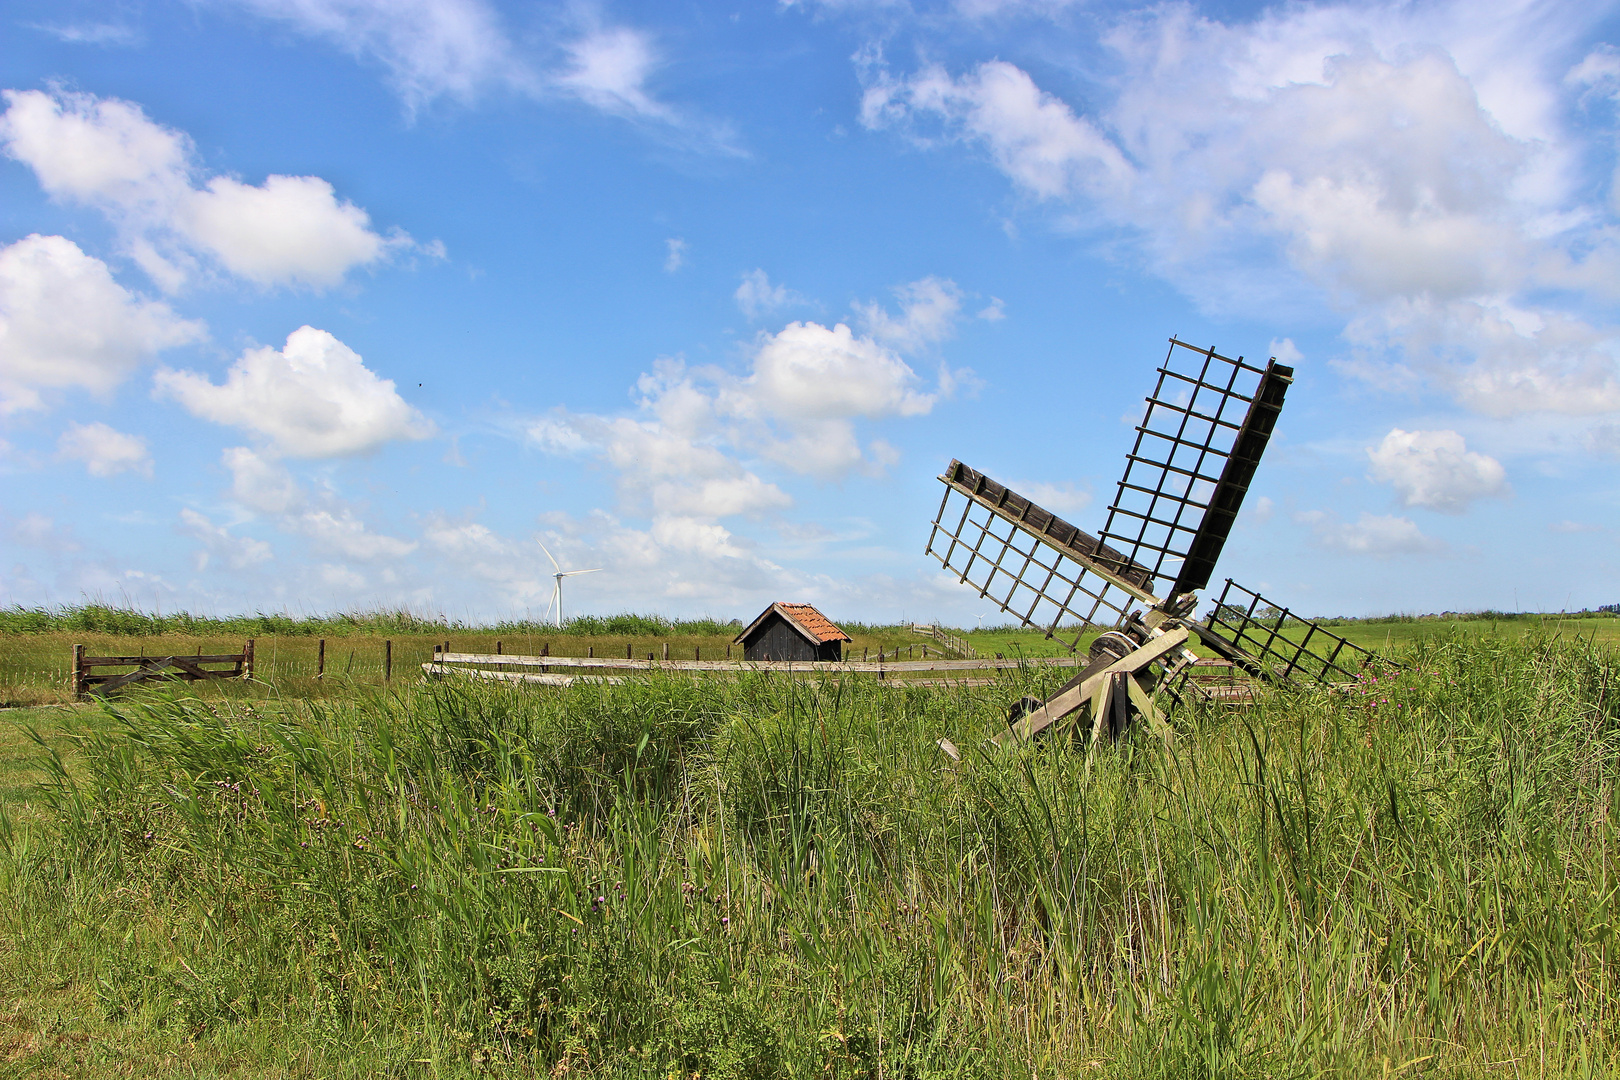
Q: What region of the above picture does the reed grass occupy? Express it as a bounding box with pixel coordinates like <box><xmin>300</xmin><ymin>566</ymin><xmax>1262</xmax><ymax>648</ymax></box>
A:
<box><xmin>1</xmin><ymin>631</ymin><xmax>1617</xmax><ymax>1076</ymax></box>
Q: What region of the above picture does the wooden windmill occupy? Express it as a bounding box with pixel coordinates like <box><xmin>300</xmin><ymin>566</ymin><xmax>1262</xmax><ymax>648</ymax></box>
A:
<box><xmin>925</xmin><ymin>337</ymin><xmax>1384</xmax><ymax>750</ymax></box>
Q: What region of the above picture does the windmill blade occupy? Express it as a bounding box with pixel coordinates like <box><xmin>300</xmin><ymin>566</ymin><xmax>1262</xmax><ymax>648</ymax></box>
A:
<box><xmin>536</xmin><ymin>539</ymin><xmax>562</xmax><ymax>573</ymax></box>
<box><xmin>1194</xmin><ymin>579</ymin><xmax>1385</xmax><ymax>686</ymax></box>
<box><xmin>924</xmin><ymin>461</ymin><xmax>1160</xmax><ymax>649</ymax></box>
<box><xmin>544</xmin><ymin>580</ymin><xmax>560</xmax><ymax>621</ymax></box>
<box><xmin>560</xmin><ymin>568</ymin><xmax>602</xmax><ymax>577</ymax></box>
<box><xmin>1096</xmin><ymin>338</ymin><xmax>1293</xmax><ymax>599</ymax></box>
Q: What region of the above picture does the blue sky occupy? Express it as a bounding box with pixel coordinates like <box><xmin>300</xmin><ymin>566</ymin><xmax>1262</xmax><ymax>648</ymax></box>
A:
<box><xmin>1</xmin><ymin>0</ymin><xmax>1618</xmax><ymax>625</ymax></box>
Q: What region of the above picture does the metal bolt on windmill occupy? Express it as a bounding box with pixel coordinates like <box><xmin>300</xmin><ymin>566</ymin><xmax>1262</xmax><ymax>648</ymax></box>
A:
<box><xmin>926</xmin><ymin>337</ymin><xmax>1387</xmax><ymax>756</ymax></box>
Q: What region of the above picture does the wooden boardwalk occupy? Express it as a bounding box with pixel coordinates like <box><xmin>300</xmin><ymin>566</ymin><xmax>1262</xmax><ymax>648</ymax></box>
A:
<box><xmin>424</xmin><ymin>650</ymin><xmax>1082</xmax><ymax>688</ymax></box>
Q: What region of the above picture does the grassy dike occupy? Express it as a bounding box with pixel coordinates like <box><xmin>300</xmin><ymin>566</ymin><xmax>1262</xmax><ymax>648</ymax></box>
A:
<box><xmin>1</xmin><ymin>631</ymin><xmax>1618</xmax><ymax>1077</ymax></box>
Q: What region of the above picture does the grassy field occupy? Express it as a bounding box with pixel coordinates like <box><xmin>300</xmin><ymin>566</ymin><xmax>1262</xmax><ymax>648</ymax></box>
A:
<box><xmin>6</xmin><ymin>604</ymin><xmax>1615</xmax><ymax>708</ymax></box>
<box><xmin>1</xmin><ymin>621</ymin><xmax>1618</xmax><ymax>1076</ymax></box>
<box><xmin>0</xmin><ymin>626</ymin><xmax>1031</xmax><ymax>709</ymax></box>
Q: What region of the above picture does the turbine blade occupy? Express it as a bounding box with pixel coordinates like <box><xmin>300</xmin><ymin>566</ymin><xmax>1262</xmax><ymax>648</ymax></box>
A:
<box><xmin>560</xmin><ymin>568</ymin><xmax>602</xmax><ymax>576</ymax></box>
<box><xmin>536</xmin><ymin>539</ymin><xmax>561</xmax><ymax>573</ymax></box>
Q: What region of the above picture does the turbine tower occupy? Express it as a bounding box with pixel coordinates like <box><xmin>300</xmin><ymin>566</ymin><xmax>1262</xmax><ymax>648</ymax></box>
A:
<box><xmin>538</xmin><ymin>540</ymin><xmax>601</xmax><ymax>629</ymax></box>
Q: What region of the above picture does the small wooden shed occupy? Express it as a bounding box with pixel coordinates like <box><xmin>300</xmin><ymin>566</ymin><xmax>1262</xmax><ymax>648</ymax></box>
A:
<box><xmin>733</xmin><ymin>602</ymin><xmax>851</xmax><ymax>662</ymax></box>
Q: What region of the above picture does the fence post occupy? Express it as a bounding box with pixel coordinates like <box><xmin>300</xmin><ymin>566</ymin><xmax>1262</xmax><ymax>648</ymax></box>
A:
<box><xmin>626</xmin><ymin>642</ymin><xmax>632</xmax><ymax>660</ymax></box>
<box><xmin>587</xmin><ymin>645</ymin><xmax>594</xmax><ymax>658</ymax></box>
<box><xmin>317</xmin><ymin>639</ymin><xmax>326</xmax><ymax>679</ymax></box>
<box><xmin>73</xmin><ymin>643</ymin><xmax>85</xmax><ymax>700</ymax></box>
<box><xmin>663</xmin><ymin>642</ymin><xmax>669</xmax><ymax>661</ymax></box>
<box><xmin>244</xmin><ymin>638</ymin><xmax>255</xmax><ymax>681</ymax></box>
<box><xmin>542</xmin><ymin>642</ymin><xmax>549</xmax><ymax>657</ymax></box>
<box><xmin>695</xmin><ymin>646</ymin><xmax>700</xmax><ymax>661</ymax></box>
<box><xmin>496</xmin><ymin>640</ymin><xmax>503</xmax><ymax>655</ymax></box>
<box><xmin>384</xmin><ymin>639</ymin><xmax>392</xmax><ymax>681</ymax></box>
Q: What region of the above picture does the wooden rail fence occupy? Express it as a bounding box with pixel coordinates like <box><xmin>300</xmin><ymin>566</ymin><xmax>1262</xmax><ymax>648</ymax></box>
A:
<box><xmin>425</xmin><ymin>650</ymin><xmax>1081</xmax><ymax>689</ymax></box>
<box><xmin>74</xmin><ymin>640</ymin><xmax>255</xmax><ymax>699</ymax></box>
<box><xmin>907</xmin><ymin>623</ymin><xmax>979</xmax><ymax>659</ymax></box>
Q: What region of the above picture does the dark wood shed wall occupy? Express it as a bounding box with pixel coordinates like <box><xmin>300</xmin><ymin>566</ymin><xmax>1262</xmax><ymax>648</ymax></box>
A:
<box><xmin>740</xmin><ymin>615</ymin><xmax>842</xmax><ymax>662</ymax></box>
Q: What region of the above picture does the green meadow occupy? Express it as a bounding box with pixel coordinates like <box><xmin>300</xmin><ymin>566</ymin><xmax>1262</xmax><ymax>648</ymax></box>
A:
<box><xmin>1</xmin><ymin>606</ymin><xmax>1618</xmax><ymax>1076</ymax></box>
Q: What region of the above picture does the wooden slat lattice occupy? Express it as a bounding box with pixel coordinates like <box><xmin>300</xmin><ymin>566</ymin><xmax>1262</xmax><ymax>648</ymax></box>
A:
<box><xmin>924</xmin><ymin>461</ymin><xmax>1159</xmax><ymax>650</ymax></box>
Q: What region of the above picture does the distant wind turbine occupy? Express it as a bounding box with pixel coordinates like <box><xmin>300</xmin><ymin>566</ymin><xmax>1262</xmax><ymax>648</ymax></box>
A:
<box><xmin>538</xmin><ymin>540</ymin><xmax>602</xmax><ymax>629</ymax></box>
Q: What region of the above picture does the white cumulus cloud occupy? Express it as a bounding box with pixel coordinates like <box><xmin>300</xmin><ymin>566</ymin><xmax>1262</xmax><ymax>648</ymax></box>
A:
<box><xmin>157</xmin><ymin>326</ymin><xmax>435</xmax><ymax>458</ymax></box>
<box><xmin>742</xmin><ymin>320</ymin><xmax>937</xmax><ymax>422</ymax></box>
<box><xmin>179</xmin><ymin>174</ymin><xmax>396</xmax><ymax>288</ymax></box>
<box><xmin>861</xmin><ymin>58</ymin><xmax>1132</xmax><ymax>201</ymax></box>
<box><xmin>520</xmin><ymin>274</ymin><xmax>967</xmax><ymax>603</ymax></box>
<box><xmin>533</xmin><ymin>278</ymin><xmax>960</xmax><ymax>505</ymax></box>
<box><xmin>1296</xmin><ymin>509</ymin><xmax>1445</xmax><ymax>556</ymax></box>
<box><xmin>0</xmin><ymin>234</ymin><xmax>204</xmax><ymax>413</ymax></box>
<box><xmin>1367</xmin><ymin>428</ymin><xmax>1510</xmax><ymax>513</ymax></box>
<box><xmin>57</xmin><ymin>421</ymin><xmax>152</xmax><ymax>478</ymax></box>
<box><xmin>0</xmin><ymin>88</ymin><xmax>419</xmax><ymax>291</ymax></box>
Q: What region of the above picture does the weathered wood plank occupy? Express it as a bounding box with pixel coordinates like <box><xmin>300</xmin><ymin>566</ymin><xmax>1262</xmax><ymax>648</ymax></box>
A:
<box><xmin>432</xmin><ymin>652</ymin><xmax>1082</xmax><ymax>674</ymax></box>
<box><xmin>426</xmin><ymin>664</ymin><xmax>999</xmax><ymax>690</ymax></box>
<box><xmin>994</xmin><ymin>627</ymin><xmax>1190</xmax><ymax>747</ymax></box>
<box><xmin>82</xmin><ymin>653</ymin><xmax>247</xmax><ymax>666</ymax></box>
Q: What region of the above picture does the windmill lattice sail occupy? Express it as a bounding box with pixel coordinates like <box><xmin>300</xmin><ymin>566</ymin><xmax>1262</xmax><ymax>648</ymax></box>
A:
<box><xmin>1197</xmin><ymin>579</ymin><xmax>1382</xmax><ymax>685</ymax></box>
<box><xmin>924</xmin><ymin>334</ymin><xmax>1393</xmax><ymax>750</ymax></box>
<box><xmin>924</xmin><ymin>461</ymin><xmax>1159</xmax><ymax>650</ymax></box>
<box><xmin>1097</xmin><ymin>339</ymin><xmax>1292</xmax><ymax>598</ymax></box>
<box><xmin>924</xmin><ymin>339</ymin><xmax>1292</xmax><ymax>651</ymax></box>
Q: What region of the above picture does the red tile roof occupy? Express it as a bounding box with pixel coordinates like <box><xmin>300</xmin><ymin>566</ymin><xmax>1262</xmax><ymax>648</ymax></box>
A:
<box><xmin>776</xmin><ymin>603</ymin><xmax>850</xmax><ymax>643</ymax></box>
<box><xmin>733</xmin><ymin>602</ymin><xmax>851</xmax><ymax>645</ymax></box>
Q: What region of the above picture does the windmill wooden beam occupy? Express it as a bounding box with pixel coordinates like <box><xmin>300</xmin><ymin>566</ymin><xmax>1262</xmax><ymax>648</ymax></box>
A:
<box><xmin>992</xmin><ymin>627</ymin><xmax>1189</xmax><ymax>746</ymax></box>
<box><xmin>925</xmin><ymin>335</ymin><xmax>1389</xmax><ymax>751</ymax></box>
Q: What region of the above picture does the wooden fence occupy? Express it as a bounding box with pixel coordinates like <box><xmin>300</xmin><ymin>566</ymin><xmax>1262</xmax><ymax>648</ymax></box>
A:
<box><xmin>74</xmin><ymin>640</ymin><xmax>255</xmax><ymax>699</ymax></box>
<box><xmin>425</xmin><ymin>649</ymin><xmax>1081</xmax><ymax>689</ymax></box>
<box><xmin>907</xmin><ymin>623</ymin><xmax>979</xmax><ymax>659</ymax></box>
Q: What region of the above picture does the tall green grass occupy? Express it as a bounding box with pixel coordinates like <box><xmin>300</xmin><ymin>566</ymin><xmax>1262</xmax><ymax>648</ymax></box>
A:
<box><xmin>0</xmin><ymin>602</ymin><xmax>746</xmax><ymax>639</ymax></box>
<box><xmin>3</xmin><ymin>632</ymin><xmax>1618</xmax><ymax>1075</ymax></box>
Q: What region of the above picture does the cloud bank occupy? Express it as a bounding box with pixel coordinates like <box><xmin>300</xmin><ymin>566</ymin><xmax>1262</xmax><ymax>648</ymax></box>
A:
<box><xmin>858</xmin><ymin>1</ymin><xmax>1620</xmax><ymax>420</ymax></box>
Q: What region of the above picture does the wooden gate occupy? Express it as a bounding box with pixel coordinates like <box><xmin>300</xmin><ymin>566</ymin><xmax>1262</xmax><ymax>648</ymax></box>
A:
<box><xmin>73</xmin><ymin>640</ymin><xmax>255</xmax><ymax>699</ymax></box>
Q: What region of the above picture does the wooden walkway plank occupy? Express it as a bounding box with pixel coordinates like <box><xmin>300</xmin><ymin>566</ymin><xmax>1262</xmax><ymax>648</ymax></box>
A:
<box><xmin>431</xmin><ymin>651</ymin><xmax>1081</xmax><ymax>674</ymax></box>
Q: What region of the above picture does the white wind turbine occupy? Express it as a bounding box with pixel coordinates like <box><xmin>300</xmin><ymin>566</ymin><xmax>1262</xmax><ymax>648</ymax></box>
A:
<box><xmin>538</xmin><ymin>540</ymin><xmax>602</xmax><ymax>629</ymax></box>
